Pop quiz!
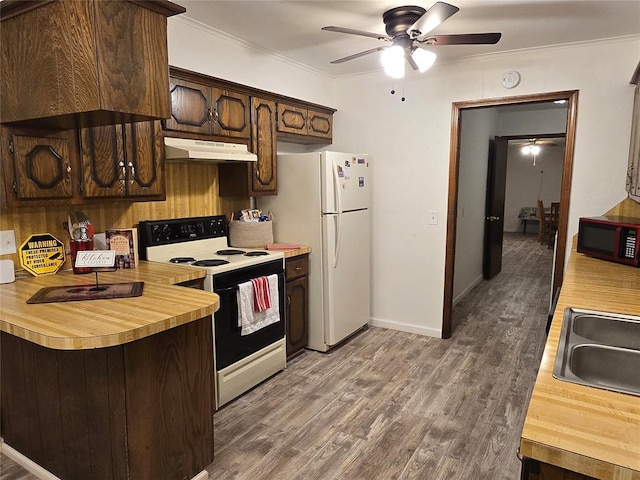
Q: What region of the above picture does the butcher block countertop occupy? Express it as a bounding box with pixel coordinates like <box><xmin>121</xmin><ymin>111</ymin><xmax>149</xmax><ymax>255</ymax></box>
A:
<box><xmin>282</xmin><ymin>246</ymin><xmax>311</xmax><ymax>258</ymax></box>
<box><xmin>520</xmin><ymin>250</ymin><xmax>640</xmax><ymax>478</ymax></box>
<box><xmin>0</xmin><ymin>262</ymin><xmax>218</xmax><ymax>351</ymax></box>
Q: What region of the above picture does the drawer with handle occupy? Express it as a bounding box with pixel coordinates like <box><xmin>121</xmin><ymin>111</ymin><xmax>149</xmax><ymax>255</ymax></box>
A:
<box><xmin>285</xmin><ymin>255</ymin><xmax>308</xmax><ymax>281</ymax></box>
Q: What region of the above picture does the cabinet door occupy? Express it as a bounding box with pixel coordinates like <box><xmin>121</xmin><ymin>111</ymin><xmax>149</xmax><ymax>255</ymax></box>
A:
<box><xmin>286</xmin><ymin>275</ymin><xmax>309</xmax><ymax>358</ymax></box>
<box><xmin>80</xmin><ymin>121</ymin><xmax>164</xmax><ymax>199</ymax></box>
<box><xmin>307</xmin><ymin>109</ymin><xmax>333</xmax><ymax>139</ymax></box>
<box><xmin>163</xmin><ymin>78</ymin><xmax>212</xmax><ymax>135</ymax></box>
<box><xmin>123</xmin><ymin>121</ymin><xmax>165</xmax><ymax>198</ymax></box>
<box><xmin>80</xmin><ymin>124</ymin><xmax>127</xmax><ymax>198</ymax></box>
<box><xmin>211</xmin><ymin>88</ymin><xmax>250</xmax><ymax>139</ymax></box>
<box><xmin>277</xmin><ymin>103</ymin><xmax>308</xmax><ymax>135</ymax></box>
<box><xmin>9</xmin><ymin>134</ymin><xmax>73</xmax><ymax>200</ymax></box>
<box><xmin>250</xmin><ymin>97</ymin><xmax>277</xmax><ymax>195</ymax></box>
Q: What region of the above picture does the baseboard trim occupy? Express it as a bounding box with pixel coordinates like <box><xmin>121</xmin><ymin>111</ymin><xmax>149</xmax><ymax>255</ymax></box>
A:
<box><xmin>453</xmin><ymin>274</ymin><xmax>484</xmax><ymax>306</ymax></box>
<box><xmin>1</xmin><ymin>443</ymin><xmax>209</xmax><ymax>480</ymax></box>
<box><xmin>192</xmin><ymin>470</ymin><xmax>209</xmax><ymax>480</ymax></box>
<box><xmin>1</xmin><ymin>443</ymin><xmax>61</xmax><ymax>480</ymax></box>
<box><xmin>369</xmin><ymin>318</ymin><xmax>441</xmax><ymax>337</ymax></box>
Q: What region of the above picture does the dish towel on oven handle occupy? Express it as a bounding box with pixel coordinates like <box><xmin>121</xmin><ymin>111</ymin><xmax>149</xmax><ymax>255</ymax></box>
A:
<box><xmin>237</xmin><ymin>274</ymin><xmax>280</xmax><ymax>336</ymax></box>
<box><xmin>251</xmin><ymin>276</ymin><xmax>271</xmax><ymax>312</ymax></box>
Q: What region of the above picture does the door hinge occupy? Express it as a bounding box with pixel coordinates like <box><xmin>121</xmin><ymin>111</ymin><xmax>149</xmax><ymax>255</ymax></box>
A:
<box><xmin>8</xmin><ymin>140</ymin><xmax>14</xmax><ymax>154</ymax></box>
<box><xmin>12</xmin><ymin>178</ymin><xmax>17</xmax><ymax>193</ymax></box>
<box><xmin>78</xmin><ymin>179</ymin><xmax>84</xmax><ymax>194</ymax></box>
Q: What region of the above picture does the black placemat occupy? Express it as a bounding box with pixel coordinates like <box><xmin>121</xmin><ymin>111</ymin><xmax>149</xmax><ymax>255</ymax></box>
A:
<box><xmin>26</xmin><ymin>282</ymin><xmax>144</xmax><ymax>304</ymax></box>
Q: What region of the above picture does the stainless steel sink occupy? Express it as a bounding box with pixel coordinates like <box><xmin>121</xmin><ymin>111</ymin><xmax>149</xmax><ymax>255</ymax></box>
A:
<box><xmin>553</xmin><ymin>308</ymin><xmax>640</xmax><ymax>397</ymax></box>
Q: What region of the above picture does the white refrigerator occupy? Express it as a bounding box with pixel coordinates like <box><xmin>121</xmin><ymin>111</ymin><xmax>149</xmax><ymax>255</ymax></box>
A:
<box><xmin>259</xmin><ymin>151</ymin><xmax>371</xmax><ymax>352</ymax></box>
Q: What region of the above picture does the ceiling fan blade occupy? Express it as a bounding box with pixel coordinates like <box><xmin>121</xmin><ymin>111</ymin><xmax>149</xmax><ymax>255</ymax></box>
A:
<box><xmin>409</xmin><ymin>2</ymin><xmax>459</xmax><ymax>39</ymax></box>
<box><xmin>407</xmin><ymin>52</ymin><xmax>419</xmax><ymax>71</ymax></box>
<box><xmin>322</xmin><ymin>26</ymin><xmax>391</xmax><ymax>41</ymax></box>
<box><xmin>421</xmin><ymin>33</ymin><xmax>502</xmax><ymax>45</ymax></box>
<box><xmin>330</xmin><ymin>46</ymin><xmax>387</xmax><ymax>64</ymax></box>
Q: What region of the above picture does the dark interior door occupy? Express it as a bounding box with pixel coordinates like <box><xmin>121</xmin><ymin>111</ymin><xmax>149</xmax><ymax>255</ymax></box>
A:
<box><xmin>483</xmin><ymin>137</ymin><xmax>509</xmax><ymax>279</ymax></box>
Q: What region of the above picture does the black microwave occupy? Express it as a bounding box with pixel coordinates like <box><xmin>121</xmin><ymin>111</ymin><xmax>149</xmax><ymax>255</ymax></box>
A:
<box><xmin>577</xmin><ymin>216</ymin><xmax>640</xmax><ymax>267</ymax></box>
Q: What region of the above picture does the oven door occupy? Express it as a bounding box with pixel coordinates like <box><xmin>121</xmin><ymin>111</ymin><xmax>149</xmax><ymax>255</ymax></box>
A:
<box><xmin>212</xmin><ymin>259</ymin><xmax>285</xmax><ymax>370</ymax></box>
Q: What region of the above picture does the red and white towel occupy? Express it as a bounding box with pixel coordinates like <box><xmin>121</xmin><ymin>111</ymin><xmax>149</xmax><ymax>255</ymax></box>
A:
<box><xmin>251</xmin><ymin>276</ymin><xmax>271</xmax><ymax>312</ymax></box>
<box><xmin>236</xmin><ymin>274</ymin><xmax>280</xmax><ymax>336</ymax></box>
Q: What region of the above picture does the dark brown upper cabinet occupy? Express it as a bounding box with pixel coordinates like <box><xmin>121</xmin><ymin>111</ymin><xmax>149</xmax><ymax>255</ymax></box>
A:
<box><xmin>3</xmin><ymin>132</ymin><xmax>75</xmax><ymax>204</ymax></box>
<box><xmin>79</xmin><ymin>121</ymin><xmax>165</xmax><ymax>200</ymax></box>
<box><xmin>163</xmin><ymin>77</ymin><xmax>251</xmax><ymax>140</ymax></box>
<box><xmin>0</xmin><ymin>0</ymin><xmax>184</xmax><ymax>130</ymax></box>
<box><xmin>277</xmin><ymin>103</ymin><xmax>333</xmax><ymax>142</ymax></box>
<box><xmin>219</xmin><ymin>97</ymin><xmax>278</xmax><ymax>196</ymax></box>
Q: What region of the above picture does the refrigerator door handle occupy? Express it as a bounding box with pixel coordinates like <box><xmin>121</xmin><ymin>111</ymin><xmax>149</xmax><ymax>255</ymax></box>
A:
<box><xmin>332</xmin><ymin>157</ymin><xmax>343</xmax><ymax>214</ymax></box>
<box><xmin>333</xmin><ymin>214</ymin><xmax>342</xmax><ymax>268</ymax></box>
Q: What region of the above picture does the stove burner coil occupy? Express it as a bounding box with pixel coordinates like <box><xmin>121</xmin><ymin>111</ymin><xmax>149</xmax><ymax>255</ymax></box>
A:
<box><xmin>245</xmin><ymin>251</ymin><xmax>269</xmax><ymax>256</ymax></box>
<box><xmin>216</xmin><ymin>249</ymin><xmax>246</xmax><ymax>255</ymax></box>
<box><xmin>169</xmin><ymin>257</ymin><xmax>196</xmax><ymax>263</ymax></box>
<box><xmin>193</xmin><ymin>259</ymin><xmax>230</xmax><ymax>267</ymax></box>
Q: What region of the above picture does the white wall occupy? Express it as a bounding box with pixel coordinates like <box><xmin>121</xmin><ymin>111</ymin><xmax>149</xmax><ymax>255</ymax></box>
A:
<box><xmin>453</xmin><ymin>108</ymin><xmax>499</xmax><ymax>303</ymax></box>
<box><xmin>167</xmin><ymin>17</ymin><xmax>334</xmax><ymax>111</ymax></box>
<box><xmin>168</xmin><ymin>18</ymin><xmax>639</xmax><ymax>338</ymax></box>
<box><xmin>504</xmin><ymin>143</ymin><xmax>564</xmax><ymax>233</ymax></box>
<box><xmin>333</xmin><ymin>38</ymin><xmax>639</xmax><ymax>337</ymax></box>
<box><xmin>500</xmin><ymin>108</ymin><xmax>567</xmax><ymax>232</ymax></box>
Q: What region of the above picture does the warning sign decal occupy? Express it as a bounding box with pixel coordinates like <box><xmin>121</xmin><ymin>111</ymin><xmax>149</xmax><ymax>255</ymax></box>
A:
<box><xmin>20</xmin><ymin>233</ymin><xmax>66</xmax><ymax>276</ymax></box>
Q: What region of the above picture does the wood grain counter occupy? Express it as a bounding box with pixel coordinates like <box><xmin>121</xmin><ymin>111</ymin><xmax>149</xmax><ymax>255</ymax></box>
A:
<box><xmin>0</xmin><ymin>261</ymin><xmax>218</xmax><ymax>350</ymax></box>
<box><xmin>0</xmin><ymin>261</ymin><xmax>217</xmax><ymax>479</ymax></box>
<box><xmin>281</xmin><ymin>245</ymin><xmax>312</xmax><ymax>258</ymax></box>
<box><xmin>520</xmin><ymin>251</ymin><xmax>640</xmax><ymax>479</ymax></box>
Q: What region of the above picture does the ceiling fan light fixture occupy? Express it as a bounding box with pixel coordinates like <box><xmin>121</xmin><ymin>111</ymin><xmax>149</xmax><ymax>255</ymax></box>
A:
<box><xmin>411</xmin><ymin>48</ymin><xmax>437</xmax><ymax>72</ymax></box>
<box><xmin>381</xmin><ymin>45</ymin><xmax>405</xmax><ymax>78</ymax></box>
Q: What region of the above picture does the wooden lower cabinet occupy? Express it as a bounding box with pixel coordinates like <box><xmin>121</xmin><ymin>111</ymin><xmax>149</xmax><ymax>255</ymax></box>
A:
<box><xmin>285</xmin><ymin>254</ymin><xmax>309</xmax><ymax>359</ymax></box>
<box><xmin>0</xmin><ymin>317</ymin><xmax>214</xmax><ymax>480</ymax></box>
<box><xmin>521</xmin><ymin>458</ymin><xmax>597</xmax><ymax>480</ymax></box>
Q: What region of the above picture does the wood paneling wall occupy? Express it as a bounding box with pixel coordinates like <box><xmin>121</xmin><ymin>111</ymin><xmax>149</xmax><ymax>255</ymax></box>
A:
<box><xmin>604</xmin><ymin>197</ymin><xmax>640</xmax><ymax>217</ymax></box>
<box><xmin>0</xmin><ymin>163</ymin><xmax>249</xmax><ymax>268</ymax></box>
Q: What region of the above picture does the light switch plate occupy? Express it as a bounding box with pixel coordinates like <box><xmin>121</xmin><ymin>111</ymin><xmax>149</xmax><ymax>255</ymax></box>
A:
<box><xmin>0</xmin><ymin>230</ymin><xmax>17</xmax><ymax>255</ymax></box>
<box><xmin>0</xmin><ymin>259</ymin><xmax>15</xmax><ymax>283</ymax></box>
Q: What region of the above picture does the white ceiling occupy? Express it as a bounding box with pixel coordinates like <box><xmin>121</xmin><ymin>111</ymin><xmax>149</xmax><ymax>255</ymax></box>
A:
<box><xmin>173</xmin><ymin>0</ymin><xmax>640</xmax><ymax>77</ymax></box>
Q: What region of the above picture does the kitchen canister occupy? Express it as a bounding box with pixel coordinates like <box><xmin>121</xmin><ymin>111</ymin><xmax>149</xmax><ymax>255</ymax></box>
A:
<box><xmin>228</xmin><ymin>214</ymin><xmax>274</xmax><ymax>248</ymax></box>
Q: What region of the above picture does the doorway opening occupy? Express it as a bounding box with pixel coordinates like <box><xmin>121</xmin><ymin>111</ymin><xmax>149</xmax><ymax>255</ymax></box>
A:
<box><xmin>442</xmin><ymin>90</ymin><xmax>579</xmax><ymax>339</ymax></box>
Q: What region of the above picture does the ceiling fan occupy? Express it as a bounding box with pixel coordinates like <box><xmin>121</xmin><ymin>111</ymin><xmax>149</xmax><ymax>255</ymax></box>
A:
<box><xmin>322</xmin><ymin>2</ymin><xmax>501</xmax><ymax>78</ymax></box>
<box><xmin>512</xmin><ymin>138</ymin><xmax>560</xmax><ymax>150</ymax></box>
<box><xmin>513</xmin><ymin>139</ymin><xmax>559</xmax><ymax>166</ymax></box>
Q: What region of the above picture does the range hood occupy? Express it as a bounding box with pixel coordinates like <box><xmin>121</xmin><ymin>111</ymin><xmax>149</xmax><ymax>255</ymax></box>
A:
<box><xmin>164</xmin><ymin>137</ymin><xmax>257</xmax><ymax>162</ymax></box>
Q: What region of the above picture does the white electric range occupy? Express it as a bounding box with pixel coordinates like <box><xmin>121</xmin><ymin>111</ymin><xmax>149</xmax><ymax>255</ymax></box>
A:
<box><xmin>138</xmin><ymin>215</ymin><xmax>286</xmax><ymax>409</ymax></box>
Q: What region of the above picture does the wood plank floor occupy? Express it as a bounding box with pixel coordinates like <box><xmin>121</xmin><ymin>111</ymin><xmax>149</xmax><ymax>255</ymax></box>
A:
<box><xmin>1</xmin><ymin>233</ymin><xmax>553</xmax><ymax>480</ymax></box>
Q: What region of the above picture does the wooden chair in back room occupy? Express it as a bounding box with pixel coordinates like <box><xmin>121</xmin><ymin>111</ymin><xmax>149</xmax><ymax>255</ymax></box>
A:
<box><xmin>536</xmin><ymin>199</ymin><xmax>553</xmax><ymax>246</ymax></box>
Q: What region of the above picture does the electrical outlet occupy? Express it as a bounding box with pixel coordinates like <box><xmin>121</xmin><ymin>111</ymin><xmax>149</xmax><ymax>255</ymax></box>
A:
<box><xmin>0</xmin><ymin>230</ymin><xmax>17</xmax><ymax>255</ymax></box>
<box><xmin>429</xmin><ymin>211</ymin><xmax>438</xmax><ymax>225</ymax></box>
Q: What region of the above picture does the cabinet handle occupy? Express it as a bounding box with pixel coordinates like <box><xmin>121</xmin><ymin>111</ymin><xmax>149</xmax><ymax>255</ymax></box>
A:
<box><xmin>65</xmin><ymin>161</ymin><xmax>71</xmax><ymax>178</ymax></box>
<box><xmin>286</xmin><ymin>295</ymin><xmax>291</xmax><ymax>306</ymax></box>
<box><xmin>119</xmin><ymin>161</ymin><xmax>126</xmax><ymax>184</ymax></box>
<box><xmin>207</xmin><ymin>107</ymin><xmax>213</xmax><ymax>123</ymax></box>
<box><xmin>128</xmin><ymin>162</ymin><xmax>135</xmax><ymax>184</ymax></box>
<box><xmin>255</xmin><ymin>167</ymin><xmax>260</xmax><ymax>179</ymax></box>
<box><xmin>212</xmin><ymin>108</ymin><xmax>219</xmax><ymax>124</ymax></box>
<box><xmin>295</xmin><ymin>266</ymin><xmax>303</xmax><ymax>272</ymax></box>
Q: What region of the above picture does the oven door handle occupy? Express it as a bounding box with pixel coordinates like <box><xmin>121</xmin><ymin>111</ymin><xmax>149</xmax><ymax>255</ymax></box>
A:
<box><xmin>215</xmin><ymin>286</ymin><xmax>239</xmax><ymax>293</ymax></box>
<box><xmin>215</xmin><ymin>286</ymin><xmax>242</xmax><ymax>332</ymax></box>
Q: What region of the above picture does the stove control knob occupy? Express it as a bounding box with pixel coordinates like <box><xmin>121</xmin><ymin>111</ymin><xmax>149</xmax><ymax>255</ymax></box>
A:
<box><xmin>161</xmin><ymin>225</ymin><xmax>171</xmax><ymax>240</ymax></box>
